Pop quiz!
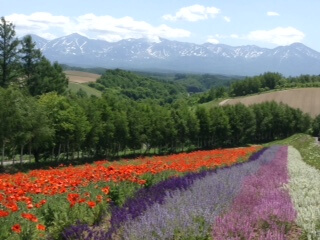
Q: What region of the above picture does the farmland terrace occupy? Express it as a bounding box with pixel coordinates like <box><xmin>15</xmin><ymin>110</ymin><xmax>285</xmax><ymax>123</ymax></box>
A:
<box><xmin>220</xmin><ymin>88</ymin><xmax>320</xmax><ymax>117</ymax></box>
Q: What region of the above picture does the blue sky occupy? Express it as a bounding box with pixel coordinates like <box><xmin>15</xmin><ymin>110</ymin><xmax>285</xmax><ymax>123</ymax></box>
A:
<box><xmin>2</xmin><ymin>0</ymin><xmax>320</xmax><ymax>51</ymax></box>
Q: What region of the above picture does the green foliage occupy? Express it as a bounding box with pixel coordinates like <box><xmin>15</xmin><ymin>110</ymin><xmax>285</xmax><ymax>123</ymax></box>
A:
<box><xmin>68</xmin><ymin>82</ymin><xmax>101</xmax><ymax>97</ymax></box>
<box><xmin>27</xmin><ymin>58</ymin><xmax>68</xmax><ymax>96</ymax></box>
<box><xmin>229</xmin><ymin>72</ymin><xmax>320</xmax><ymax>98</ymax></box>
<box><xmin>20</xmin><ymin>35</ymin><xmax>42</xmax><ymax>81</ymax></box>
<box><xmin>0</xmin><ymin>84</ymin><xmax>313</xmax><ymax>166</ymax></box>
<box><xmin>312</xmin><ymin>114</ymin><xmax>320</xmax><ymax>136</ymax></box>
<box><xmin>266</xmin><ymin>133</ymin><xmax>320</xmax><ymax>170</ymax></box>
<box><xmin>90</xmin><ymin>69</ymin><xmax>187</xmax><ymax>103</ymax></box>
<box><xmin>0</xmin><ymin>16</ymin><xmax>20</xmax><ymax>87</ymax></box>
<box><xmin>0</xmin><ymin>18</ymin><xmax>68</xmax><ymax>95</ymax></box>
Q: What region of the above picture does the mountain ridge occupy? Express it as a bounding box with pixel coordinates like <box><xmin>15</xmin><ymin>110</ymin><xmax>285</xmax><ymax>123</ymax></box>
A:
<box><xmin>29</xmin><ymin>33</ymin><xmax>320</xmax><ymax>76</ymax></box>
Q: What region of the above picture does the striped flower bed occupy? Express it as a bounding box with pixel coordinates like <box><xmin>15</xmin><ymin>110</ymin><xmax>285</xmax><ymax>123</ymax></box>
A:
<box><xmin>62</xmin><ymin>145</ymin><xmax>320</xmax><ymax>240</ymax></box>
<box><xmin>287</xmin><ymin>146</ymin><xmax>320</xmax><ymax>239</ymax></box>
<box><xmin>212</xmin><ymin>146</ymin><xmax>296</xmax><ymax>239</ymax></box>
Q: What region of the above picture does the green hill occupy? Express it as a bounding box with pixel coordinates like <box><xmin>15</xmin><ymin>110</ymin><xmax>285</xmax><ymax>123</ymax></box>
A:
<box><xmin>68</xmin><ymin>82</ymin><xmax>102</xmax><ymax>97</ymax></box>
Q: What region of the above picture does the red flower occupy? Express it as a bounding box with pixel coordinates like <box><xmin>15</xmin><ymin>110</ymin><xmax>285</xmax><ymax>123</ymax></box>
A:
<box><xmin>21</xmin><ymin>213</ymin><xmax>38</xmax><ymax>222</ymax></box>
<box><xmin>12</xmin><ymin>224</ymin><xmax>22</xmax><ymax>234</ymax></box>
<box><xmin>96</xmin><ymin>195</ymin><xmax>103</xmax><ymax>203</ymax></box>
<box><xmin>27</xmin><ymin>203</ymin><xmax>34</xmax><ymax>209</ymax></box>
<box><xmin>67</xmin><ymin>193</ymin><xmax>80</xmax><ymax>207</ymax></box>
<box><xmin>37</xmin><ymin>224</ymin><xmax>46</xmax><ymax>231</ymax></box>
<box><xmin>101</xmin><ymin>186</ymin><xmax>110</xmax><ymax>195</ymax></box>
<box><xmin>6</xmin><ymin>202</ymin><xmax>19</xmax><ymax>212</ymax></box>
<box><xmin>0</xmin><ymin>210</ymin><xmax>9</xmax><ymax>218</ymax></box>
<box><xmin>67</xmin><ymin>193</ymin><xmax>80</xmax><ymax>202</ymax></box>
<box><xmin>87</xmin><ymin>201</ymin><xmax>96</xmax><ymax>208</ymax></box>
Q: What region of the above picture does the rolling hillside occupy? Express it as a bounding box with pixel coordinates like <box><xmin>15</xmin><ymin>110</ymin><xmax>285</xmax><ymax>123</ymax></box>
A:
<box><xmin>65</xmin><ymin>70</ymin><xmax>102</xmax><ymax>97</ymax></box>
<box><xmin>220</xmin><ymin>88</ymin><xmax>320</xmax><ymax>117</ymax></box>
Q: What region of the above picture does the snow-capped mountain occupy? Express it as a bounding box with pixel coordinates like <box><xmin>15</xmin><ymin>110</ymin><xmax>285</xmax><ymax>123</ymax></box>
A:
<box><xmin>30</xmin><ymin>33</ymin><xmax>320</xmax><ymax>76</ymax></box>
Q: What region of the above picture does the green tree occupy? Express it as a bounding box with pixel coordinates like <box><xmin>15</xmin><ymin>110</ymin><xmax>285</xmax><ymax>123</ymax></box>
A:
<box><xmin>195</xmin><ymin>107</ymin><xmax>211</xmax><ymax>147</ymax></box>
<box><xmin>27</xmin><ymin>57</ymin><xmax>68</xmax><ymax>96</ymax></box>
<box><xmin>20</xmin><ymin>35</ymin><xmax>42</xmax><ymax>81</ymax></box>
<box><xmin>38</xmin><ymin>93</ymin><xmax>89</xmax><ymax>161</ymax></box>
<box><xmin>224</xmin><ymin>104</ymin><xmax>256</xmax><ymax>145</ymax></box>
<box><xmin>0</xmin><ymin>17</ymin><xmax>20</xmax><ymax>87</ymax></box>
<box><xmin>209</xmin><ymin>107</ymin><xmax>231</xmax><ymax>147</ymax></box>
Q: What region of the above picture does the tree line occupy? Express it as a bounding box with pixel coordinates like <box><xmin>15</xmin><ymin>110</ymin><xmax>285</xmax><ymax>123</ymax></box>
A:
<box><xmin>0</xmin><ymin>86</ymin><xmax>312</xmax><ymax>165</ymax></box>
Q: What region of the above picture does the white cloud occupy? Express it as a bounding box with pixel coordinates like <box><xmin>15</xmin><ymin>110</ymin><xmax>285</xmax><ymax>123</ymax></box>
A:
<box><xmin>207</xmin><ymin>37</ymin><xmax>219</xmax><ymax>44</ymax></box>
<box><xmin>5</xmin><ymin>12</ymin><xmax>190</xmax><ymax>42</ymax></box>
<box><xmin>267</xmin><ymin>11</ymin><xmax>280</xmax><ymax>16</ymax></box>
<box><xmin>223</xmin><ymin>16</ymin><xmax>231</xmax><ymax>22</ymax></box>
<box><xmin>247</xmin><ymin>27</ymin><xmax>305</xmax><ymax>45</ymax></box>
<box><xmin>163</xmin><ymin>4</ymin><xmax>220</xmax><ymax>22</ymax></box>
<box><xmin>75</xmin><ymin>14</ymin><xmax>190</xmax><ymax>42</ymax></box>
<box><xmin>230</xmin><ymin>34</ymin><xmax>239</xmax><ymax>39</ymax></box>
<box><xmin>6</xmin><ymin>12</ymin><xmax>71</xmax><ymax>38</ymax></box>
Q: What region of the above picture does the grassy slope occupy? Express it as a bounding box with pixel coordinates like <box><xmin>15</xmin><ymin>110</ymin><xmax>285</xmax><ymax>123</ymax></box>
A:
<box><xmin>265</xmin><ymin>133</ymin><xmax>320</xmax><ymax>170</ymax></box>
<box><xmin>68</xmin><ymin>82</ymin><xmax>102</xmax><ymax>97</ymax></box>
<box><xmin>65</xmin><ymin>70</ymin><xmax>102</xmax><ymax>97</ymax></box>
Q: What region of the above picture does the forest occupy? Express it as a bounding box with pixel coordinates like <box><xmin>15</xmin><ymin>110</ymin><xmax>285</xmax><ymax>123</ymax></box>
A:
<box><xmin>0</xmin><ymin>16</ymin><xmax>318</xmax><ymax>167</ymax></box>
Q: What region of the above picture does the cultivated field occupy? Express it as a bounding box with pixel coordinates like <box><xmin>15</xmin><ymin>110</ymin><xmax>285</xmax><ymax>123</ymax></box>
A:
<box><xmin>65</xmin><ymin>70</ymin><xmax>101</xmax><ymax>83</ymax></box>
<box><xmin>220</xmin><ymin>88</ymin><xmax>320</xmax><ymax>117</ymax></box>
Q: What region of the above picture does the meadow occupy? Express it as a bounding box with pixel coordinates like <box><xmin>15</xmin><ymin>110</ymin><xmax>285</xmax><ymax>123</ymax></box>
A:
<box><xmin>65</xmin><ymin>71</ymin><xmax>102</xmax><ymax>97</ymax></box>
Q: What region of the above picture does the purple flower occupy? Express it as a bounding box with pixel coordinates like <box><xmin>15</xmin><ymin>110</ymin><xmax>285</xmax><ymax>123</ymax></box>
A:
<box><xmin>212</xmin><ymin>146</ymin><xmax>297</xmax><ymax>240</ymax></box>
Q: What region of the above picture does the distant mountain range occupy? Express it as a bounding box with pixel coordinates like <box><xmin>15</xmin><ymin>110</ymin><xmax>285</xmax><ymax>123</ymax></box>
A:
<box><xmin>29</xmin><ymin>33</ymin><xmax>320</xmax><ymax>76</ymax></box>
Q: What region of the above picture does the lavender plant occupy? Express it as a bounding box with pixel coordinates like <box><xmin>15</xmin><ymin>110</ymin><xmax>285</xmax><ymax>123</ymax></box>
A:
<box><xmin>212</xmin><ymin>146</ymin><xmax>297</xmax><ymax>240</ymax></box>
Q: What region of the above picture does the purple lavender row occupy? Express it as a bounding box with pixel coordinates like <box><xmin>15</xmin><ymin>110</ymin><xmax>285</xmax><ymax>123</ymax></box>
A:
<box><xmin>62</xmin><ymin>147</ymin><xmax>272</xmax><ymax>240</ymax></box>
<box><xmin>212</xmin><ymin>146</ymin><xmax>297</xmax><ymax>240</ymax></box>
<box><xmin>117</xmin><ymin>146</ymin><xmax>280</xmax><ymax>240</ymax></box>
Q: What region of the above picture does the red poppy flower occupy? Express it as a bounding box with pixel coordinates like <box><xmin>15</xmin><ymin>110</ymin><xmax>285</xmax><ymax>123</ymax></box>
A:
<box><xmin>21</xmin><ymin>213</ymin><xmax>38</xmax><ymax>222</ymax></box>
<box><xmin>12</xmin><ymin>224</ymin><xmax>22</xmax><ymax>234</ymax></box>
<box><xmin>87</xmin><ymin>201</ymin><xmax>96</xmax><ymax>208</ymax></box>
<box><xmin>37</xmin><ymin>224</ymin><xmax>46</xmax><ymax>231</ymax></box>
<box><xmin>0</xmin><ymin>210</ymin><xmax>9</xmax><ymax>218</ymax></box>
<box><xmin>101</xmin><ymin>186</ymin><xmax>110</xmax><ymax>194</ymax></box>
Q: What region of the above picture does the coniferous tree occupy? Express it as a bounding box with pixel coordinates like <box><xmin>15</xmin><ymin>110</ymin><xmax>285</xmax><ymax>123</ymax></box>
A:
<box><xmin>20</xmin><ymin>35</ymin><xmax>42</xmax><ymax>81</ymax></box>
<box><xmin>27</xmin><ymin>57</ymin><xmax>68</xmax><ymax>96</ymax></box>
<box><xmin>0</xmin><ymin>17</ymin><xmax>20</xmax><ymax>87</ymax></box>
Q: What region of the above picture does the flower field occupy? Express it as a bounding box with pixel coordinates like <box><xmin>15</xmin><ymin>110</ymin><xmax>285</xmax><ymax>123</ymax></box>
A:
<box><xmin>1</xmin><ymin>144</ymin><xmax>319</xmax><ymax>240</ymax></box>
<box><xmin>63</xmin><ymin>146</ymin><xmax>320</xmax><ymax>240</ymax></box>
<box><xmin>0</xmin><ymin>146</ymin><xmax>259</xmax><ymax>239</ymax></box>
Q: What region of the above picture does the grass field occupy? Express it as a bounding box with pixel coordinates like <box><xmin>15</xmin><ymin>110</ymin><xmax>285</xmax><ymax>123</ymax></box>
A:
<box><xmin>65</xmin><ymin>70</ymin><xmax>101</xmax><ymax>83</ymax></box>
<box><xmin>68</xmin><ymin>82</ymin><xmax>102</xmax><ymax>97</ymax></box>
<box><xmin>65</xmin><ymin>70</ymin><xmax>102</xmax><ymax>97</ymax></box>
<box><xmin>220</xmin><ymin>88</ymin><xmax>320</xmax><ymax>117</ymax></box>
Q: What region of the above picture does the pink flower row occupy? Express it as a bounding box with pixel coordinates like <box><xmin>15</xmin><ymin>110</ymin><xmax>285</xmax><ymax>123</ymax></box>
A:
<box><xmin>212</xmin><ymin>146</ymin><xmax>297</xmax><ymax>240</ymax></box>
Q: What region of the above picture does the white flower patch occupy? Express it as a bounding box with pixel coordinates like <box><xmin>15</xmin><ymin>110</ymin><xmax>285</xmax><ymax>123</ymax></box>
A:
<box><xmin>287</xmin><ymin>146</ymin><xmax>320</xmax><ymax>239</ymax></box>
